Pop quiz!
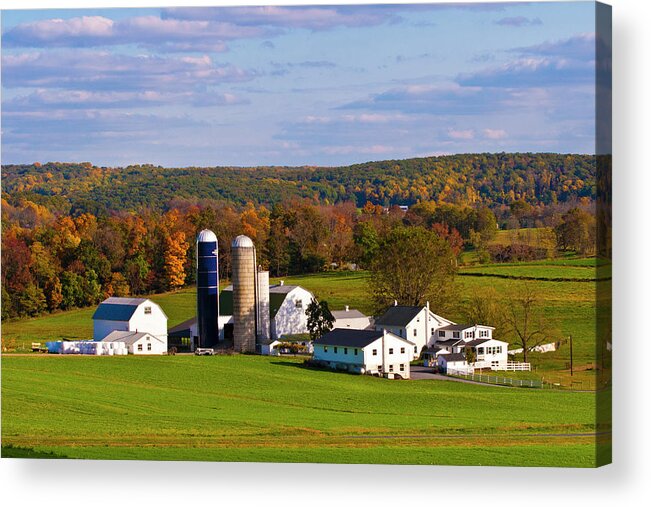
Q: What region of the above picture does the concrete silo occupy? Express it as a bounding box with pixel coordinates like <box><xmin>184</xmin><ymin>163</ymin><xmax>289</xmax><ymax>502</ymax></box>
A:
<box><xmin>196</xmin><ymin>229</ymin><xmax>219</xmax><ymax>349</ymax></box>
<box><xmin>231</xmin><ymin>235</ymin><xmax>257</xmax><ymax>353</ymax></box>
<box><xmin>256</xmin><ymin>269</ymin><xmax>271</xmax><ymax>342</ymax></box>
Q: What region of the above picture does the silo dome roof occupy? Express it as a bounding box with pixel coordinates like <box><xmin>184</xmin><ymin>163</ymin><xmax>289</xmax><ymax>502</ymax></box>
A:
<box><xmin>197</xmin><ymin>229</ymin><xmax>217</xmax><ymax>243</ymax></box>
<box><xmin>232</xmin><ymin>235</ymin><xmax>254</xmax><ymax>248</ymax></box>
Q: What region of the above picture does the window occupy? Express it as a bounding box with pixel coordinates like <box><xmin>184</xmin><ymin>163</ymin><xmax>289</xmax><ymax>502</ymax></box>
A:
<box><xmin>497</xmin><ymin>346</ymin><xmax>502</xmax><ymax>354</ymax></box>
<box><xmin>479</xmin><ymin>329</ymin><xmax>489</xmax><ymax>338</ymax></box>
<box><xmin>453</xmin><ymin>331</ymin><xmax>460</xmax><ymax>338</ymax></box>
<box><xmin>378</xmin><ymin>365</ymin><xmax>383</xmax><ymax>372</ymax></box>
<box><xmin>324</xmin><ymin>346</ymin><xmax>328</xmax><ymax>353</ymax></box>
<box><xmin>344</xmin><ymin>348</ymin><xmax>348</xmax><ymax>355</ymax></box>
<box><xmin>389</xmin><ymin>348</ymin><xmax>394</xmax><ymax>355</ymax></box>
<box><xmin>465</xmin><ymin>331</ymin><xmax>474</xmax><ymax>339</ymax></box>
<box><xmin>414</xmin><ymin>346</ymin><xmax>417</xmax><ymax>353</ymax></box>
<box><xmin>400</xmin><ymin>347</ymin><xmax>405</xmax><ymax>354</ymax></box>
<box><xmin>137</xmin><ymin>344</ymin><xmax>143</xmax><ymax>351</ymax></box>
<box><xmin>492</xmin><ymin>361</ymin><xmax>499</xmax><ymax>367</ymax></box>
<box><xmin>354</xmin><ymin>349</ymin><xmax>358</xmax><ymax>356</ymax></box>
<box><xmin>389</xmin><ymin>364</ymin><xmax>394</xmax><ymax>372</ymax></box>
<box><xmin>334</xmin><ymin>347</ymin><xmax>338</xmax><ymax>354</ymax></box>
<box><xmin>413</xmin><ymin>329</ymin><xmax>417</xmax><ymax>337</ymax></box>
<box><xmin>439</xmin><ymin>330</ymin><xmax>446</xmax><ymax>337</ymax></box>
<box><xmin>400</xmin><ymin>364</ymin><xmax>405</xmax><ymax>372</ymax></box>
<box><xmin>147</xmin><ymin>343</ymin><xmax>152</xmax><ymax>351</ymax></box>
<box><xmin>144</xmin><ymin>306</ymin><xmax>151</xmax><ymax>314</ymax></box>
<box><xmin>295</xmin><ymin>300</ymin><xmax>303</xmax><ymax>308</ymax></box>
<box><xmin>372</xmin><ymin>349</ymin><xmax>377</xmax><ymax>356</ymax></box>
<box><xmin>477</xmin><ymin>347</ymin><xmax>484</xmax><ymax>355</ymax></box>
<box><xmin>399</xmin><ymin>329</ymin><xmax>403</xmax><ymax>337</ymax></box>
<box><xmin>431</xmin><ymin>328</ymin><xmax>435</xmax><ymax>335</ymax></box>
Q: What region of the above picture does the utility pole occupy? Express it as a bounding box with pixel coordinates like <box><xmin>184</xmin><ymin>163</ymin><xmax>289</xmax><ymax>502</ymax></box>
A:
<box><xmin>569</xmin><ymin>334</ymin><xmax>573</xmax><ymax>377</ymax></box>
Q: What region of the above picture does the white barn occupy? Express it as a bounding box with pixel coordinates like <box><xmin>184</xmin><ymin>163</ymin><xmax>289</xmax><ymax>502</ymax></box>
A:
<box><xmin>220</xmin><ymin>281</ymin><xmax>314</xmax><ymax>340</ymax></box>
<box><xmin>437</xmin><ymin>353</ymin><xmax>471</xmax><ymax>374</ymax></box>
<box><xmin>92</xmin><ymin>297</ymin><xmax>168</xmax><ymax>344</ymax></box>
<box><xmin>102</xmin><ymin>330</ymin><xmax>167</xmax><ymax>355</ymax></box>
<box><xmin>331</xmin><ymin>306</ymin><xmax>373</xmax><ymax>330</ymax></box>
<box><xmin>312</xmin><ymin>328</ymin><xmax>415</xmax><ymax>379</ymax></box>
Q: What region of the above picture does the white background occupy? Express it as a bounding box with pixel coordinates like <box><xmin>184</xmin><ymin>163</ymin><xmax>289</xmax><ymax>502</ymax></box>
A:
<box><xmin>0</xmin><ymin>0</ymin><xmax>648</xmax><ymax>505</ymax></box>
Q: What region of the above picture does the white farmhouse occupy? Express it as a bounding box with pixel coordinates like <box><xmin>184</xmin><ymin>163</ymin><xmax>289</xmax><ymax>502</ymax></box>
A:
<box><xmin>463</xmin><ymin>338</ymin><xmax>510</xmax><ymax>370</ymax></box>
<box><xmin>102</xmin><ymin>330</ymin><xmax>167</xmax><ymax>355</ymax></box>
<box><xmin>92</xmin><ymin>297</ymin><xmax>168</xmax><ymax>344</ymax></box>
<box><xmin>374</xmin><ymin>302</ymin><xmax>454</xmax><ymax>357</ymax></box>
<box><xmin>219</xmin><ymin>281</ymin><xmax>314</xmax><ymax>340</ymax></box>
<box><xmin>331</xmin><ymin>306</ymin><xmax>373</xmax><ymax>330</ymax></box>
<box><xmin>312</xmin><ymin>328</ymin><xmax>415</xmax><ymax>379</ymax></box>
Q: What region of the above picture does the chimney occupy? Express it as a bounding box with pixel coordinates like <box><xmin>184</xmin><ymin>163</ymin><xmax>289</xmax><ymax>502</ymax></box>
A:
<box><xmin>280</xmin><ymin>280</ymin><xmax>284</xmax><ymax>286</ymax></box>
<box><xmin>394</xmin><ymin>300</ymin><xmax>398</xmax><ymax>306</ymax></box>
<box><xmin>345</xmin><ymin>305</ymin><xmax>349</xmax><ymax>312</ymax></box>
<box><xmin>426</xmin><ymin>301</ymin><xmax>430</xmax><ymax>311</ymax></box>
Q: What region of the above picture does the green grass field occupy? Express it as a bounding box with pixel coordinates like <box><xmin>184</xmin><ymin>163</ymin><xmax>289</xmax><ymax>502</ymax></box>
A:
<box><xmin>1</xmin><ymin>354</ymin><xmax>609</xmax><ymax>466</ymax></box>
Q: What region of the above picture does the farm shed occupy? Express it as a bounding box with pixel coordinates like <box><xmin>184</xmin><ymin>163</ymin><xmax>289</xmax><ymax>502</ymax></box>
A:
<box><xmin>331</xmin><ymin>306</ymin><xmax>373</xmax><ymax>330</ymax></box>
<box><xmin>313</xmin><ymin>328</ymin><xmax>415</xmax><ymax>379</ymax></box>
<box><xmin>92</xmin><ymin>297</ymin><xmax>168</xmax><ymax>345</ymax></box>
<box><xmin>102</xmin><ymin>330</ymin><xmax>167</xmax><ymax>355</ymax></box>
<box><xmin>437</xmin><ymin>353</ymin><xmax>472</xmax><ymax>374</ymax></box>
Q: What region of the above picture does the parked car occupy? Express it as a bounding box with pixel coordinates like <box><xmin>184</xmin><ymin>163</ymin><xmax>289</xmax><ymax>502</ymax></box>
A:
<box><xmin>194</xmin><ymin>348</ymin><xmax>214</xmax><ymax>356</ymax></box>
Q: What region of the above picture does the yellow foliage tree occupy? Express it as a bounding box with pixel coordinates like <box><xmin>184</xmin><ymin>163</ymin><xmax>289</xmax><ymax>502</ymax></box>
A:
<box><xmin>163</xmin><ymin>231</ymin><xmax>189</xmax><ymax>290</ymax></box>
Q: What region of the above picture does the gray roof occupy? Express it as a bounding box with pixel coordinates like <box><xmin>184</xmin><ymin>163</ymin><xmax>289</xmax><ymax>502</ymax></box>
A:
<box><xmin>464</xmin><ymin>338</ymin><xmax>491</xmax><ymax>347</ymax></box>
<box><xmin>102</xmin><ymin>331</ymin><xmax>162</xmax><ymax>346</ymax></box>
<box><xmin>168</xmin><ymin>316</ymin><xmax>197</xmax><ymax>337</ymax></box>
<box><xmin>331</xmin><ymin>309</ymin><xmax>368</xmax><ymax>320</ymax></box>
<box><xmin>374</xmin><ymin>306</ymin><xmax>423</xmax><ymax>327</ymax></box>
<box><xmin>436</xmin><ymin>338</ymin><xmax>463</xmax><ymax>347</ymax></box>
<box><xmin>314</xmin><ymin>329</ymin><xmax>415</xmax><ymax>348</ymax></box>
<box><xmin>439</xmin><ymin>353</ymin><xmax>467</xmax><ymax>362</ymax></box>
<box><xmin>92</xmin><ymin>297</ymin><xmax>166</xmax><ymax>321</ymax></box>
<box><xmin>269</xmin><ymin>283</ymin><xmax>299</xmax><ymax>294</ymax></box>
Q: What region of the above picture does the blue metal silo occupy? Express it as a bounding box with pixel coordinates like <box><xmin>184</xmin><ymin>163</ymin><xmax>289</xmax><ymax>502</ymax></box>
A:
<box><xmin>196</xmin><ymin>229</ymin><xmax>219</xmax><ymax>348</ymax></box>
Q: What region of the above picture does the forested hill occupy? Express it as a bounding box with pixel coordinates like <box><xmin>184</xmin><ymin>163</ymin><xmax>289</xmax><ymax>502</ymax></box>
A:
<box><xmin>2</xmin><ymin>153</ymin><xmax>595</xmax><ymax>214</ymax></box>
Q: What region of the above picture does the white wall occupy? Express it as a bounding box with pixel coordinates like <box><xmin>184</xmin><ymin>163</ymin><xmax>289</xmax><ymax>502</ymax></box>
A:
<box><xmin>363</xmin><ymin>334</ymin><xmax>414</xmax><ymax>379</ymax></box>
<box><xmin>129</xmin><ymin>335</ymin><xmax>167</xmax><ymax>355</ymax></box>
<box><xmin>473</xmin><ymin>339</ymin><xmax>509</xmax><ymax>369</ymax></box>
<box><xmin>128</xmin><ymin>302</ymin><xmax>167</xmax><ymax>340</ymax></box>
<box><xmin>272</xmin><ymin>287</ymin><xmax>313</xmax><ymax>339</ymax></box>
<box><xmin>376</xmin><ymin>308</ymin><xmax>452</xmax><ymax>355</ymax></box>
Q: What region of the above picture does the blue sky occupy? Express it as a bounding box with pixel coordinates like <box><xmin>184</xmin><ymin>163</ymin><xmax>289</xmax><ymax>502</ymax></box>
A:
<box><xmin>1</xmin><ymin>2</ymin><xmax>599</xmax><ymax>167</ymax></box>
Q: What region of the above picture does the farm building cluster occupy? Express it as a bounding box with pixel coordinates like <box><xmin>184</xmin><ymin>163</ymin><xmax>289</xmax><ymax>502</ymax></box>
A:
<box><xmin>60</xmin><ymin>229</ymin><xmax>526</xmax><ymax>379</ymax></box>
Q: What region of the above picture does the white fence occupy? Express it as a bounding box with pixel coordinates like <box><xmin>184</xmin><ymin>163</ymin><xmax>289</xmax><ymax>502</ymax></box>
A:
<box><xmin>447</xmin><ymin>368</ymin><xmax>542</xmax><ymax>388</ymax></box>
<box><xmin>504</xmin><ymin>361</ymin><xmax>531</xmax><ymax>371</ymax></box>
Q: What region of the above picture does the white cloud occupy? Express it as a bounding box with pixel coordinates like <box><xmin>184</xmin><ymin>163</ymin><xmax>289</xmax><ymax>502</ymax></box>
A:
<box><xmin>483</xmin><ymin>128</ymin><xmax>508</xmax><ymax>140</ymax></box>
<box><xmin>447</xmin><ymin>129</ymin><xmax>475</xmax><ymax>140</ymax></box>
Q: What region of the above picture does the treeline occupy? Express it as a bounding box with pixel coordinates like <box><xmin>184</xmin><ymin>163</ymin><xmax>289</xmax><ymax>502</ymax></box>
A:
<box><xmin>1</xmin><ymin>153</ymin><xmax>596</xmax><ymax>215</ymax></box>
<box><xmin>1</xmin><ymin>198</ymin><xmax>502</xmax><ymax>320</ymax></box>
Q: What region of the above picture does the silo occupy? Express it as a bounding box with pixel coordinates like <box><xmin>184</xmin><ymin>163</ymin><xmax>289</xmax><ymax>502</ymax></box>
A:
<box><xmin>257</xmin><ymin>270</ymin><xmax>270</xmax><ymax>342</ymax></box>
<box><xmin>232</xmin><ymin>235</ymin><xmax>257</xmax><ymax>353</ymax></box>
<box><xmin>196</xmin><ymin>229</ymin><xmax>219</xmax><ymax>348</ymax></box>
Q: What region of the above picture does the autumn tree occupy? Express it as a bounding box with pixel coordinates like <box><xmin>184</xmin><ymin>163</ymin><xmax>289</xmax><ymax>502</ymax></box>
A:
<box><xmin>369</xmin><ymin>226</ymin><xmax>457</xmax><ymax>313</ymax></box>
<box><xmin>163</xmin><ymin>231</ymin><xmax>189</xmax><ymax>290</ymax></box>
<box><xmin>554</xmin><ymin>207</ymin><xmax>596</xmax><ymax>255</ymax></box>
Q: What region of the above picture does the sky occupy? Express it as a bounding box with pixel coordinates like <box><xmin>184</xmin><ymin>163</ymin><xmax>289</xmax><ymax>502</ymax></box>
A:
<box><xmin>1</xmin><ymin>1</ymin><xmax>600</xmax><ymax>167</ymax></box>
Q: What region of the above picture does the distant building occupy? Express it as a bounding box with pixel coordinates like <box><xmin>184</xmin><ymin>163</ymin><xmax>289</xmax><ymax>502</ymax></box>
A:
<box><xmin>92</xmin><ymin>297</ymin><xmax>168</xmax><ymax>345</ymax></box>
<box><xmin>102</xmin><ymin>330</ymin><xmax>167</xmax><ymax>355</ymax></box>
<box><xmin>374</xmin><ymin>302</ymin><xmax>454</xmax><ymax>356</ymax></box>
<box><xmin>331</xmin><ymin>306</ymin><xmax>373</xmax><ymax>330</ymax></box>
<box><xmin>312</xmin><ymin>328</ymin><xmax>415</xmax><ymax>379</ymax></box>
